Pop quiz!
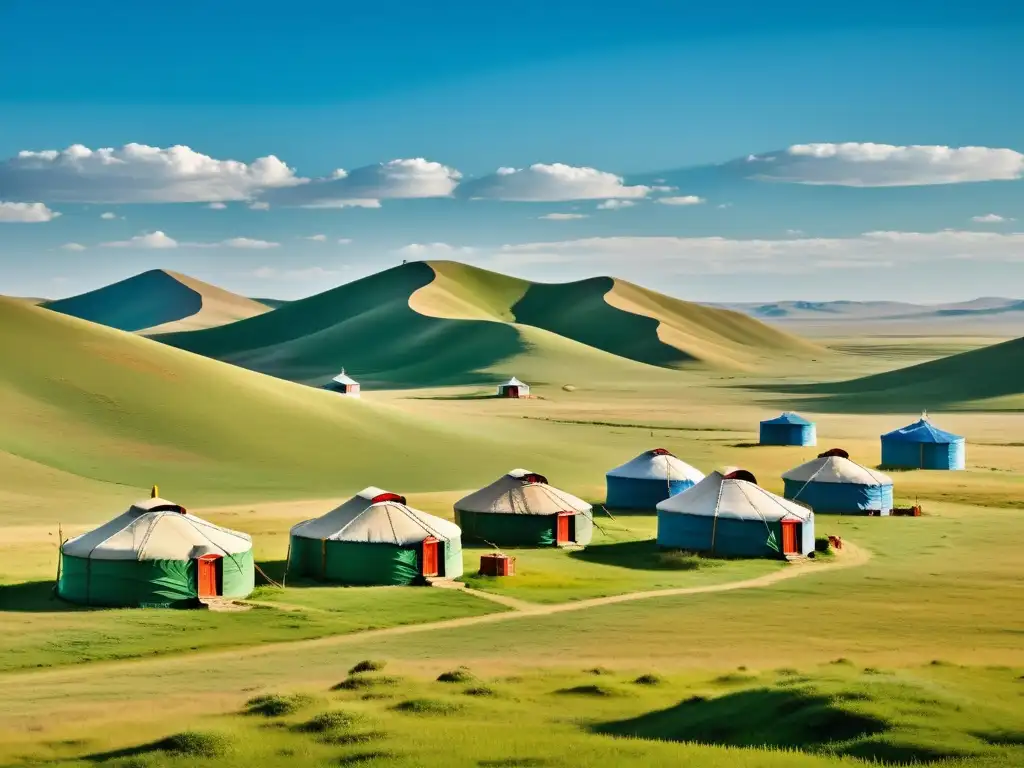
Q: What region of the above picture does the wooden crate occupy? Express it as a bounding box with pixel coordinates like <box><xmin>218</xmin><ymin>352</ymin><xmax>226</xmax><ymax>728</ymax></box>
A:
<box><xmin>479</xmin><ymin>553</ymin><xmax>516</xmax><ymax>576</ymax></box>
<box><xmin>892</xmin><ymin>506</ymin><xmax>922</xmax><ymax>517</ymax></box>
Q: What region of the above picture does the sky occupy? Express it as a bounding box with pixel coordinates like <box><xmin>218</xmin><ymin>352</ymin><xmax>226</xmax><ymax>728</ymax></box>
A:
<box><xmin>1</xmin><ymin>0</ymin><xmax>1024</xmax><ymax>303</ymax></box>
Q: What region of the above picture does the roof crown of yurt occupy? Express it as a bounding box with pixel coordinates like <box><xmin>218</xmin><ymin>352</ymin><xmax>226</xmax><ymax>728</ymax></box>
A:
<box><xmin>453</xmin><ymin>469</ymin><xmax>593</xmax><ymax>547</ymax></box>
<box><xmin>656</xmin><ymin>469</ymin><xmax>814</xmax><ymax>558</ymax></box>
<box><xmin>759</xmin><ymin>412</ymin><xmax>816</xmax><ymax>446</ymax></box>
<box><xmin>880</xmin><ymin>412</ymin><xmax>965</xmax><ymax>470</ymax></box>
<box><xmin>605</xmin><ymin>448</ymin><xmax>705</xmax><ymax>509</ymax></box>
<box><xmin>782</xmin><ymin>449</ymin><xmax>894</xmax><ymax>515</ymax></box>
<box><xmin>288</xmin><ymin>487</ymin><xmax>463</xmax><ymax>585</ymax></box>
<box><xmin>58</xmin><ymin>487</ymin><xmax>254</xmax><ymax>608</ymax></box>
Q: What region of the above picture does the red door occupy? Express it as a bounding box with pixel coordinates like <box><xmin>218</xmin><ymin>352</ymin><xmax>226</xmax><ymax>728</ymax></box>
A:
<box><xmin>421</xmin><ymin>537</ymin><xmax>439</xmax><ymax>577</ymax></box>
<box><xmin>780</xmin><ymin>520</ymin><xmax>799</xmax><ymax>555</ymax></box>
<box><xmin>197</xmin><ymin>554</ymin><xmax>222</xmax><ymax>597</ymax></box>
<box><xmin>556</xmin><ymin>513</ymin><xmax>572</xmax><ymax>545</ymax></box>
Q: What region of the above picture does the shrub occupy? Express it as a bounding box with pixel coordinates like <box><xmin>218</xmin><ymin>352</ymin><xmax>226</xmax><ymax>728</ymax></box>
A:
<box><xmin>464</xmin><ymin>686</ymin><xmax>499</xmax><ymax>697</ymax></box>
<box><xmin>157</xmin><ymin>732</ymin><xmax>231</xmax><ymax>758</ymax></box>
<box><xmin>349</xmin><ymin>659</ymin><xmax>386</xmax><ymax>675</ymax></box>
<box><xmin>555</xmin><ymin>684</ymin><xmax>623</xmax><ymax>697</ymax></box>
<box><xmin>333</xmin><ymin>675</ymin><xmax>401</xmax><ymax>691</ymax></box>
<box><xmin>586</xmin><ymin>667</ymin><xmax>614</xmax><ymax>676</ymax></box>
<box><xmin>296</xmin><ymin>710</ymin><xmax>361</xmax><ymax>733</ymax></box>
<box><xmin>245</xmin><ymin>693</ymin><xmax>313</xmax><ymax>717</ymax></box>
<box><xmin>392</xmin><ymin>698</ymin><xmax>462</xmax><ymax>715</ymax></box>
<box><xmin>815</xmin><ymin>537</ymin><xmax>833</xmax><ymax>554</ymax></box>
<box><xmin>437</xmin><ymin>668</ymin><xmax>475</xmax><ymax>684</ymax></box>
<box><xmin>633</xmin><ymin>674</ymin><xmax>663</xmax><ymax>686</ymax></box>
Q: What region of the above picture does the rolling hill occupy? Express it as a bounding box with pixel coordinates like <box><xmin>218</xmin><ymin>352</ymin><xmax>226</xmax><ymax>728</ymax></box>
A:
<box><xmin>157</xmin><ymin>260</ymin><xmax>821</xmax><ymax>387</ymax></box>
<box><xmin>44</xmin><ymin>269</ymin><xmax>272</xmax><ymax>334</ymax></box>
<box><xmin>782</xmin><ymin>335</ymin><xmax>1024</xmax><ymax>411</ymax></box>
<box><xmin>0</xmin><ymin>297</ymin><xmax>588</xmax><ymax>521</ymax></box>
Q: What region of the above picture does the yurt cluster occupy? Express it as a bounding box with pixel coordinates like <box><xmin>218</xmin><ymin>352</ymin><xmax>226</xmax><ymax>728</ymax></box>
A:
<box><xmin>55</xmin><ymin>413</ymin><xmax>964</xmax><ymax>609</ymax></box>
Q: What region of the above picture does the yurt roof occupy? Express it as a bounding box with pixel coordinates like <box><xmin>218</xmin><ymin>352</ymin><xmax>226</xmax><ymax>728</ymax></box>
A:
<box><xmin>656</xmin><ymin>471</ymin><xmax>812</xmax><ymax>522</ymax></box>
<box><xmin>501</xmin><ymin>377</ymin><xmax>527</xmax><ymax>387</ymax></box>
<box><xmin>881</xmin><ymin>418</ymin><xmax>962</xmax><ymax>444</ymax></box>
<box><xmin>782</xmin><ymin>455</ymin><xmax>892</xmax><ymax>486</ymax></box>
<box><xmin>454</xmin><ymin>470</ymin><xmax>591</xmax><ymax>516</ymax></box>
<box><xmin>761</xmin><ymin>411</ymin><xmax>813</xmax><ymax>426</ymax></box>
<box><xmin>332</xmin><ymin>369</ymin><xmax>358</xmax><ymax>385</ymax></box>
<box><xmin>291</xmin><ymin>487</ymin><xmax>460</xmax><ymax>545</ymax></box>
<box><xmin>606</xmin><ymin>449</ymin><xmax>705</xmax><ymax>483</ymax></box>
<box><xmin>61</xmin><ymin>497</ymin><xmax>252</xmax><ymax>561</ymax></box>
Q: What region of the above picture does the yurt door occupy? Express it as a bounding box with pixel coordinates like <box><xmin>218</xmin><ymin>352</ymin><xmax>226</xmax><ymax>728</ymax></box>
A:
<box><xmin>197</xmin><ymin>554</ymin><xmax>223</xmax><ymax>598</ymax></box>
<box><xmin>556</xmin><ymin>513</ymin><xmax>572</xmax><ymax>545</ymax></box>
<box><xmin>780</xmin><ymin>520</ymin><xmax>799</xmax><ymax>555</ymax></box>
<box><xmin>421</xmin><ymin>537</ymin><xmax>439</xmax><ymax>577</ymax></box>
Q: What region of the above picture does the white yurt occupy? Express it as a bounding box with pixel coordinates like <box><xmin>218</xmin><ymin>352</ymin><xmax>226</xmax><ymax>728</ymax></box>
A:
<box><xmin>605</xmin><ymin>448</ymin><xmax>705</xmax><ymax>509</ymax></box>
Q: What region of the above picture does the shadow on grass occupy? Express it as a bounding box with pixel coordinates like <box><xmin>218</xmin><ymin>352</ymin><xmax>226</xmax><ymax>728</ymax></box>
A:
<box><xmin>568</xmin><ymin>539</ymin><xmax>724</xmax><ymax>572</ymax></box>
<box><xmin>406</xmin><ymin>393</ymin><xmax>502</xmax><ymax>401</ymax></box>
<box><xmin>0</xmin><ymin>580</ymin><xmax>81</xmax><ymax>613</ymax></box>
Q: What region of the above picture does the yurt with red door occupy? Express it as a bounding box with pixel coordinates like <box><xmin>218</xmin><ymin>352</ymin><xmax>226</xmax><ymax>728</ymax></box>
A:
<box><xmin>288</xmin><ymin>488</ymin><xmax>463</xmax><ymax>585</ymax></box>
<box><xmin>57</xmin><ymin>496</ymin><xmax>255</xmax><ymax>607</ymax></box>
<box><xmin>454</xmin><ymin>469</ymin><xmax>593</xmax><ymax>547</ymax></box>
<box><xmin>656</xmin><ymin>469</ymin><xmax>814</xmax><ymax>558</ymax></box>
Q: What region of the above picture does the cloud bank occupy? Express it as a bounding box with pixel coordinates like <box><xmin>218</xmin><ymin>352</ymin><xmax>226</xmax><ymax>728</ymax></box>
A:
<box><xmin>98</xmin><ymin>231</ymin><xmax>279</xmax><ymax>249</ymax></box>
<box><xmin>457</xmin><ymin>163</ymin><xmax>650</xmax><ymax>201</ymax></box>
<box><xmin>0</xmin><ymin>201</ymin><xmax>60</xmax><ymax>222</ymax></box>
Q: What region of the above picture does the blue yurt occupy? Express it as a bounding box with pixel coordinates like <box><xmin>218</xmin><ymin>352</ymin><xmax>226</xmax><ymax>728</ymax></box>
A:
<box><xmin>782</xmin><ymin>449</ymin><xmax>894</xmax><ymax>515</ymax></box>
<box><xmin>656</xmin><ymin>469</ymin><xmax>814</xmax><ymax>558</ymax></box>
<box><xmin>880</xmin><ymin>416</ymin><xmax>965</xmax><ymax>470</ymax></box>
<box><xmin>605</xmin><ymin>448</ymin><xmax>705</xmax><ymax>509</ymax></box>
<box><xmin>760</xmin><ymin>412</ymin><xmax>816</xmax><ymax>446</ymax></box>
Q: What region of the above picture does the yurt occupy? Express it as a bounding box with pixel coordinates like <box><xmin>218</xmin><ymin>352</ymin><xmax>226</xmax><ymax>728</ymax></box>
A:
<box><xmin>605</xmin><ymin>448</ymin><xmax>705</xmax><ymax>509</ymax></box>
<box><xmin>497</xmin><ymin>377</ymin><xmax>530</xmax><ymax>398</ymax></box>
<box><xmin>782</xmin><ymin>449</ymin><xmax>894</xmax><ymax>515</ymax></box>
<box><xmin>326</xmin><ymin>369</ymin><xmax>360</xmax><ymax>397</ymax></box>
<box><xmin>454</xmin><ymin>469</ymin><xmax>593</xmax><ymax>547</ymax></box>
<box><xmin>759</xmin><ymin>412</ymin><xmax>816</xmax><ymax>446</ymax></box>
<box><xmin>656</xmin><ymin>470</ymin><xmax>814</xmax><ymax>558</ymax></box>
<box><xmin>288</xmin><ymin>488</ymin><xmax>463</xmax><ymax>585</ymax></box>
<box><xmin>58</xmin><ymin>497</ymin><xmax>254</xmax><ymax>608</ymax></box>
<box><xmin>880</xmin><ymin>417</ymin><xmax>965</xmax><ymax>470</ymax></box>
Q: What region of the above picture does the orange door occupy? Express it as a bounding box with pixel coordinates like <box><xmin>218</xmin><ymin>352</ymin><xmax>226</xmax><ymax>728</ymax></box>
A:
<box><xmin>556</xmin><ymin>513</ymin><xmax>572</xmax><ymax>544</ymax></box>
<box><xmin>421</xmin><ymin>537</ymin><xmax>439</xmax><ymax>577</ymax></box>
<box><xmin>780</xmin><ymin>520</ymin><xmax>799</xmax><ymax>554</ymax></box>
<box><xmin>197</xmin><ymin>554</ymin><xmax>222</xmax><ymax>597</ymax></box>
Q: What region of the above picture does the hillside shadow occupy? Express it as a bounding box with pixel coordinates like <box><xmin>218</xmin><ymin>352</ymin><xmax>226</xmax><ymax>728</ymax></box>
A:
<box><xmin>406</xmin><ymin>393</ymin><xmax>501</xmax><ymax>401</ymax></box>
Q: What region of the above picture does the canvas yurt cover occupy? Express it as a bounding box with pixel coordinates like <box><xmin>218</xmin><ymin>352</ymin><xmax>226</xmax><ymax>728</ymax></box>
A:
<box><xmin>759</xmin><ymin>412</ymin><xmax>816</xmax><ymax>446</ymax></box>
<box><xmin>454</xmin><ymin>469</ymin><xmax>593</xmax><ymax>547</ymax></box>
<box><xmin>497</xmin><ymin>377</ymin><xmax>530</xmax><ymax>398</ymax></box>
<box><xmin>289</xmin><ymin>488</ymin><xmax>463</xmax><ymax>585</ymax></box>
<box><xmin>58</xmin><ymin>498</ymin><xmax>254</xmax><ymax>608</ymax></box>
<box><xmin>605</xmin><ymin>448</ymin><xmax>705</xmax><ymax>509</ymax></box>
<box><xmin>783</xmin><ymin>451</ymin><xmax>894</xmax><ymax>515</ymax></box>
<box><xmin>880</xmin><ymin>418</ymin><xmax>965</xmax><ymax>470</ymax></box>
<box><xmin>656</xmin><ymin>471</ymin><xmax>814</xmax><ymax>558</ymax></box>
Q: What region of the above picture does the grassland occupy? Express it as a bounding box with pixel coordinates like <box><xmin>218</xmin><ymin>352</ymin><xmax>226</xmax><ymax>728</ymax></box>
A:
<box><xmin>3</xmin><ymin>266</ymin><xmax>1024</xmax><ymax>767</ymax></box>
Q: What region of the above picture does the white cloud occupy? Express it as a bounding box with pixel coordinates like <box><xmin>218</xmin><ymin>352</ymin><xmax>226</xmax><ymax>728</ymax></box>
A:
<box><xmin>337</xmin><ymin>238</ymin><xmax>353</xmax><ymax>245</ymax></box>
<box><xmin>0</xmin><ymin>201</ymin><xmax>60</xmax><ymax>222</ymax></box>
<box><xmin>457</xmin><ymin>163</ymin><xmax>650</xmax><ymax>201</ymax></box>
<box><xmin>746</xmin><ymin>143</ymin><xmax>1024</xmax><ymax>186</ymax></box>
<box><xmin>304</xmin><ymin>234</ymin><xmax>328</xmax><ymax>241</ymax></box>
<box><xmin>264</xmin><ymin>158</ymin><xmax>459</xmax><ymax>208</ymax></box>
<box><xmin>597</xmin><ymin>199</ymin><xmax>636</xmax><ymax>210</ymax></box>
<box><xmin>222</xmin><ymin>237</ymin><xmax>279</xmax><ymax>249</ymax></box>
<box><xmin>457</xmin><ymin>229</ymin><xmax>1024</xmax><ymax>276</ymax></box>
<box><xmin>785</xmin><ymin>229</ymin><xmax>805</xmax><ymax>236</ymax></box>
<box><xmin>207</xmin><ymin>202</ymin><xmax>227</xmax><ymax>210</ymax></box>
<box><xmin>103</xmin><ymin>231</ymin><xmax>179</xmax><ymax>249</ymax></box>
<box><xmin>650</xmin><ymin>185</ymin><xmax>677</xmax><ymax>193</ymax></box>
<box><xmin>99</xmin><ymin>211</ymin><xmax>117</xmax><ymax>220</ymax></box>
<box><xmin>397</xmin><ymin>242</ymin><xmax>478</xmax><ymax>258</ymax></box>
<box><xmin>253</xmin><ymin>266</ymin><xmax>343</xmax><ymax>281</ymax></box>
<box><xmin>248</xmin><ymin>201</ymin><xmax>271</xmax><ymax>211</ymax></box>
<box><xmin>717</xmin><ymin>202</ymin><xmax>733</xmax><ymax>209</ymax></box>
<box><xmin>60</xmin><ymin>242</ymin><xmax>87</xmax><ymax>251</ymax></box>
<box><xmin>655</xmin><ymin>195</ymin><xmax>705</xmax><ymax>206</ymax></box>
<box><xmin>971</xmin><ymin>213</ymin><xmax>1012</xmax><ymax>223</ymax></box>
<box><xmin>539</xmin><ymin>213</ymin><xmax>589</xmax><ymax>220</ymax></box>
<box><xmin>1</xmin><ymin>143</ymin><xmax>300</xmax><ymax>203</ymax></box>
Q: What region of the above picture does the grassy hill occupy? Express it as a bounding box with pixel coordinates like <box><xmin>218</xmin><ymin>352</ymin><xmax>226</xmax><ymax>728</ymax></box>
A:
<box><xmin>781</xmin><ymin>335</ymin><xmax>1024</xmax><ymax>411</ymax></box>
<box><xmin>0</xmin><ymin>297</ymin><xmax>590</xmax><ymax>521</ymax></box>
<box><xmin>44</xmin><ymin>269</ymin><xmax>272</xmax><ymax>334</ymax></box>
<box><xmin>159</xmin><ymin>261</ymin><xmax>820</xmax><ymax>387</ymax></box>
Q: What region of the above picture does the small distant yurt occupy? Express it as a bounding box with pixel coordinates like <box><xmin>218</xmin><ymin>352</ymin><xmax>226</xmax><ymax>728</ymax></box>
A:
<box><xmin>656</xmin><ymin>470</ymin><xmax>814</xmax><ymax>558</ymax></box>
<box><xmin>605</xmin><ymin>448</ymin><xmax>705</xmax><ymax>509</ymax></box>
<box><xmin>58</xmin><ymin>497</ymin><xmax>254</xmax><ymax>608</ymax></box>
<box><xmin>760</xmin><ymin>412</ymin><xmax>816</xmax><ymax>446</ymax></box>
<box><xmin>880</xmin><ymin>416</ymin><xmax>965</xmax><ymax>470</ymax></box>
<box><xmin>454</xmin><ymin>469</ymin><xmax>593</xmax><ymax>547</ymax></box>
<box><xmin>326</xmin><ymin>369</ymin><xmax>360</xmax><ymax>397</ymax></box>
<box><xmin>782</xmin><ymin>449</ymin><xmax>894</xmax><ymax>515</ymax></box>
<box><xmin>288</xmin><ymin>488</ymin><xmax>463</xmax><ymax>585</ymax></box>
<box><xmin>497</xmin><ymin>377</ymin><xmax>530</xmax><ymax>398</ymax></box>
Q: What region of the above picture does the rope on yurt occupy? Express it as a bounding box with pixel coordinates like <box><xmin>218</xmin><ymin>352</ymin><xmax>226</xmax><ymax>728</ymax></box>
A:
<box><xmin>710</xmin><ymin>478</ymin><xmax>726</xmax><ymax>554</ymax></box>
<box><xmin>788</xmin><ymin>459</ymin><xmax>831</xmax><ymax>503</ymax></box>
<box><xmin>191</xmin><ymin>514</ymin><xmax>250</xmax><ymax>581</ymax></box>
<box><xmin>733</xmin><ymin>480</ymin><xmax>777</xmax><ymax>550</ymax></box>
<box><xmin>53</xmin><ymin>523</ymin><xmax>65</xmax><ymax>599</ymax></box>
<box><xmin>254</xmin><ymin>562</ymin><xmax>284</xmax><ymax>589</ymax></box>
<box><xmin>282</xmin><ymin>538</ymin><xmax>292</xmax><ymax>588</ymax></box>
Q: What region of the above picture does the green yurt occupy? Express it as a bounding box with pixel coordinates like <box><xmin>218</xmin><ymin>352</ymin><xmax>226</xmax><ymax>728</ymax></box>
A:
<box><xmin>58</xmin><ymin>497</ymin><xmax>255</xmax><ymax>608</ymax></box>
<box><xmin>454</xmin><ymin>469</ymin><xmax>593</xmax><ymax>547</ymax></box>
<box><xmin>288</xmin><ymin>487</ymin><xmax>463</xmax><ymax>585</ymax></box>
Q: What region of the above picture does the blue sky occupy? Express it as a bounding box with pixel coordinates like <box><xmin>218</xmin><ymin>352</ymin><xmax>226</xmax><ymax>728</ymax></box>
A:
<box><xmin>1</xmin><ymin>1</ymin><xmax>1024</xmax><ymax>302</ymax></box>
